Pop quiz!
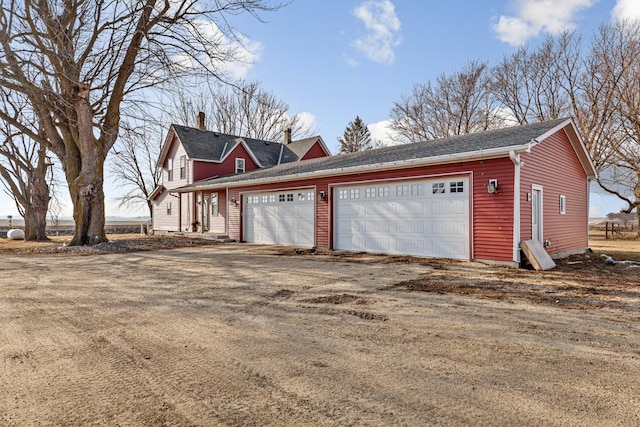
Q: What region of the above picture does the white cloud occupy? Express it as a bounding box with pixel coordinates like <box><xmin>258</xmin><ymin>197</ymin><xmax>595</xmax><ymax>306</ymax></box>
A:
<box><xmin>493</xmin><ymin>0</ymin><xmax>594</xmax><ymax>46</ymax></box>
<box><xmin>296</xmin><ymin>112</ymin><xmax>317</xmax><ymax>131</ymax></box>
<box><xmin>368</xmin><ymin>119</ymin><xmax>402</xmax><ymax>146</ymax></box>
<box><xmin>352</xmin><ymin>0</ymin><xmax>402</xmax><ymax>65</ymax></box>
<box><xmin>612</xmin><ymin>0</ymin><xmax>640</xmax><ymax>21</ymax></box>
<box><xmin>172</xmin><ymin>19</ymin><xmax>263</xmax><ymax>80</ymax></box>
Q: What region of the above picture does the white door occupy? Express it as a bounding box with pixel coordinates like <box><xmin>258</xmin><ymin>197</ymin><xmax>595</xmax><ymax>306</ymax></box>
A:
<box><xmin>334</xmin><ymin>177</ymin><xmax>470</xmax><ymax>260</ymax></box>
<box><xmin>531</xmin><ymin>186</ymin><xmax>543</xmax><ymax>243</ymax></box>
<box><xmin>244</xmin><ymin>190</ymin><xmax>315</xmax><ymax>247</ymax></box>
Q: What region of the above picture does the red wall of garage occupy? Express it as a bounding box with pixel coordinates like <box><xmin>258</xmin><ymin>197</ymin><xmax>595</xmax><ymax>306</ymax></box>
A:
<box><xmin>225</xmin><ymin>157</ymin><xmax>517</xmax><ymax>262</ymax></box>
<box><xmin>520</xmin><ymin>129</ymin><xmax>589</xmax><ymax>256</ymax></box>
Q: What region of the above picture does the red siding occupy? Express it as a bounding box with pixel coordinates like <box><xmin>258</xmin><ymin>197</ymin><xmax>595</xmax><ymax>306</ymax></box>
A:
<box><xmin>472</xmin><ymin>158</ymin><xmax>517</xmax><ymax>262</ymax></box>
<box><xmin>193</xmin><ymin>144</ymin><xmax>259</xmax><ymax>181</ymax></box>
<box><xmin>300</xmin><ymin>141</ymin><xmax>329</xmax><ymax>160</ymax></box>
<box><xmin>226</xmin><ymin>160</ymin><xmax>516</xmax><ymax>262</ymax></box>
<box><xmin>520</xmin><ymin>130</ymin><xmax>589</xmax><ymax>256</ymax></box>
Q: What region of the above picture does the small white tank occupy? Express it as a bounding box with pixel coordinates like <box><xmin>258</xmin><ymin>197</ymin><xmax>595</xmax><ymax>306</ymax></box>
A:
<box><xmin>7</xmin><ymin>228</ymin><xmax>25</xmax><ymax>240</ymax></box>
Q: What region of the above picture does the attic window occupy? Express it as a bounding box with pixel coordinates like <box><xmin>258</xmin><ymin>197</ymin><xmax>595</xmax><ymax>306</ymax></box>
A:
<box><xmin>560</xmin><ymin>195</ymin><xmax>566</xmax><ymax>214</ymax></box>
<box><xmin>235</xmin><ymin>158</ymin><xmax>245</xmax><ymax>174</ymax></box>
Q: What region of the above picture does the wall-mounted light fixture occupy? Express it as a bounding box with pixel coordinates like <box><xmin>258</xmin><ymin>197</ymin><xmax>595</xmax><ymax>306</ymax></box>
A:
<box><xmin>230</xmin><ymin>197</ymin><xmax>239</xmax><ymax>207</ymax></box>
<box><xmin>319</xmin><ymin>191</ymin><xmax>326</xmax><ymax>201</ymax></box>
<box><xmin>488</xmin><ymin>179</ymin><xmax>498</xmax><ymax>194</ymax></box>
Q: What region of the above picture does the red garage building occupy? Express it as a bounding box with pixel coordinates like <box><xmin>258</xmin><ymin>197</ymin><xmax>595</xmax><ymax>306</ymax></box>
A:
<box><xmin>172</xmin><ymin>118</ymin><xmax>596</xmax><ymax>266</ymax></box>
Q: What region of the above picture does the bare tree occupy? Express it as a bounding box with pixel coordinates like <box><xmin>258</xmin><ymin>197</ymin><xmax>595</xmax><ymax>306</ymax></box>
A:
<box><xmin>390</xmin><ymin>60</ymin><xmax>503</xmax><ymax>143</ymax></box>
<box><xmin>170</xmin><ymin>80</ymin><xmax>315</xmax><ymax>141</ymax></box>
<box><xmin>110</xmin><ymin>121</ymin><xmax>163</xmax><ymax>218</ymax></box>
<box><xmin>338</xmin><ymin>116</ymin><xmax>372</xmax><ymax>153</ymax></box>
<box><xmin>0</xmin><ymin>91</ymin><xmax>53</xmax><ymax>241</ymax></box>
<box><xmin>0</xmin><ymin>0</ymin><xmax>281</xmax><ymax>245</ymax></box>
<box><xmin>583</xmin><ymin>20</ymin><xmax>640</xmax><ymax>234</ymax></box>
<box><xmin>492</xmin><ymin>33</ymin><xmax>578</xmax><ymax>125</ymax></box>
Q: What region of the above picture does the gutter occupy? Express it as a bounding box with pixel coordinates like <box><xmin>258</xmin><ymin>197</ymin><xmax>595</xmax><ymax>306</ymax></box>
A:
<box><xmin>510</xmin><ymin>150</ymin><xmax>522</xmax><ymax>263</ymax></box>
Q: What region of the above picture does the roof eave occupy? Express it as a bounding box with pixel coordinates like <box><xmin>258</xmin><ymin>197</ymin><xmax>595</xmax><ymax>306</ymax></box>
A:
<box><xmin>177</xmin><ymin>144</ymin><xmax>528</xmax><ymax>193</ymax></box>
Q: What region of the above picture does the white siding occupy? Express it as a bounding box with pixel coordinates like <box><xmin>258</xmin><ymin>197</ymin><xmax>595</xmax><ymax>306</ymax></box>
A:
<box><xmin>153</xmin><ymin>137</ymin><xmax>192</xmax><ymax>232</ymax></box>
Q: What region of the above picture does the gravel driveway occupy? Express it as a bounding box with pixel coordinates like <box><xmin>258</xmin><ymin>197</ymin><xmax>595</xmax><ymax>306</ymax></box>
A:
<box><xmin>1</xmin><ymin>243</ymin><xmax>639</xmax><ymax>426</ymax></box>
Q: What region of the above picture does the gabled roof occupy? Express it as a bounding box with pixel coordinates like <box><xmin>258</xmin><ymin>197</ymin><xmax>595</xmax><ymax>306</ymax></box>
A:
<box><xmin>175</xmin><ymin>118</ymin><xmax>596</xmax><ymax>192</ymax></box>
<box><xmin>283</xmin><ymin>136</ymin><xmax>331</xmax><ymax>162</ymax></box>
<box><xmin>156</xmin><ymin>124</ymin><xmax>326</xmax><ymax>168</ymax></box>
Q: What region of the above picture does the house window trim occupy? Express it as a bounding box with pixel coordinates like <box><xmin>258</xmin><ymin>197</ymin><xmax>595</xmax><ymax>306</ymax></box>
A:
<box><xmin>167</xmin><ymin>201</ymin><xmax>172</xmax><ymax>215</ymax></box>
<box><xmin>167</xmin><ymin>158</ymin><xmax>173</xmax><ymax>182</ymax></box>
<box><xmin>235</xmin><ymin>158</ymin><xmax>245</xmax><ymax>174</ymax></box>
<box><xmin>559</xmin><ymin>195</ymin><xmax>566</xmax><ymax>215</ymax></box>
<box><xmin>179</xmin><ymin>155</ymin><xmax>186</xmax><ymax>180</ymax></box>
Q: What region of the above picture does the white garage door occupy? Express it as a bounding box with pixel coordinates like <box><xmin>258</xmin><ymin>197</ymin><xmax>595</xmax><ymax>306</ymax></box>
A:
<box><xmin>334</xmin><ymin>177</ymin><xmax>470</xmax><ymax>260</ymax></box>
<box><xmin>244</xmin><ymin>190</ymin><xmax>315</xmax><ymax>247</ymax></box>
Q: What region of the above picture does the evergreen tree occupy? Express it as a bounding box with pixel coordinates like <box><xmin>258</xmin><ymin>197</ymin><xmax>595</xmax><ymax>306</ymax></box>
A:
<box><xmin>338</xmin><ymin>116</ymin><xmax>373</xmax><ymax>153</ymax></box>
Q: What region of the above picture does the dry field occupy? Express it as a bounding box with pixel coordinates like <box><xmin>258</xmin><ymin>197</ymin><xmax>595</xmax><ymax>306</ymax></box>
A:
<box><xmin>0</xmin><ymin>235</ymin><xmax>639</xmax><ymax>425</ymax></box>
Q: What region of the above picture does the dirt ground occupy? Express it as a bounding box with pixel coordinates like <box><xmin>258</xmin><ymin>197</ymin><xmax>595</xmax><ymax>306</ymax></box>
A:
<box><xmin>1</xmin><ymin>237</ymin><xmax>639</xmax><ymax>426</ymax></box>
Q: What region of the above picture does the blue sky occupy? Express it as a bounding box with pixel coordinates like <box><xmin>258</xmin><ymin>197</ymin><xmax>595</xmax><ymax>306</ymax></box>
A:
<box><xmin>1</xmin><ymin>0</ymin><xmax>638</xmax><ymax>219</ymax></box>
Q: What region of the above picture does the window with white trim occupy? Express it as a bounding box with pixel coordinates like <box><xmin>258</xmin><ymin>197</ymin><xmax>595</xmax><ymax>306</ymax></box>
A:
<box><xmin>179</xmin><ymin>155</ymin><xmax>186</xmax><ymax>179</ymax></box>
<box><xmin>338</xmin><ymin>189</ymin><xmax>348</xmax><ymax>199</ymax></box>
<box><xmin>450</xmin><ymin>181</ymin><xmax>464</xmax><ymax>193</ymax></box>
<box><xmin>560</xmin><ymin>195</ymin><xmax>566</xmax><ymax>214</ymax></box>
<box><xmin>396</xmin><ymin>185</ymin><xmax>409</xmax><ymax>197</ymax></box>
<box><xmin>411</xmin><ymin>184</ymin><xmax>424</xmax><ymax>196</ymax></box>
<box><xmin>167</xmin><ymin>201</ymin><xmax>172</xmax><ymax>215</ymax></box>
<box><xmin>235</xmin><ymin>158</ymin><xmax>245</xmax><ymax>174</ymax></box>
<box><xmin>287</xmin><ymin>193</ymin><xmax>294</xmax><ymax>202</ymax></box>
<box><xmin>211</xmin><ymin>193</ymin><xmax>218</xmax><ymax>216</ymax></box>
<box><xmin>349</xmin><ymin>188</ymin><xmax>360</xmax><ymax>199</ymax></box>
<box><xmin>378</xmin><ymin>186</ymin><xmax>389</xmax><ymax>197</ymax></box>
<box><xmin>279</xmin><ymin>194</ymin><xmax>286</xmax><ymax>202</ymax></box>
<box><xmin>167</xmin><ymin>158</ymin><xmax>173</xmax><ymax>181</ymax></box>
<box><xmin>365</xmin><ymin>187</ymin><xmax>376</xmax><ymax>198</ymax></box>
<box><xmin>432</xmin><ymin>182</ymin><xmax>445</xmax><ymax>194</ymax></box>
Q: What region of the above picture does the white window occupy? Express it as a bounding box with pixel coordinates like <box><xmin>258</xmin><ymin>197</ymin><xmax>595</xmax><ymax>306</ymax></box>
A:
<box><xmin>396</xmin><ymin>185</ymin><xmax>409</xmax><ymax>197</ymax></box>
<box><xmin>167</xmin><ymin>201</ymin><xmax>172</xmax><ymax>215</ymax></box>
<box><xmin>268</xmin><ymin>194</ymin><xmax>276</xmax><ymax>203</ymax></box>
<box><xmin>432</xmin><ymin>182</ymin><xmax>445</xmax><ymax>194</ymax></box>
<box><xmin>211</xmin><ymin>193</ymin><xmax>218</xmax><ymax>216</ymax></box>
<box><xmin>167</xmin><ymin>158</ymin><xmax>173</xmax><ymax>181</ymax></box>
<box><xmin>338</xmin><ymin>189</ymin><xmax>348</xmax><ymax>200</ymax></box>
<box><xmin>349</xmin><ymin>188</ymin><xmax>360</xmax><ymax>199</ymax></box>
<box><xmin>235</xmin><ymin>158</ymin><xmax>245</xmax><ymax>174</ymax></box>
<box><xmin>179</xmin><ymin>155</ymin><xmax>186</xmax><ymax>179</ymax></box>
<box><xmin>307</xmin><ymin>191</ymin><xmax>314</xmax><ymax>201</ymax></box>
<box><xmin>365</xmin><ymin>187</ymin><xmax>376</xmax><ymax>198</ymax></box>
<box><xmin>560</xmin><ymin>195</ymin><xmax>566</xmax><ymax>214</ymax></box>
<box><xmin>450</xmin><ymin>181</ymin><xmax>464</xmax><ymax>193</ymax></box>
<box><xmin>378</xmin><ymin>186</ymin><xmax>389</xmax><ymax>197</ymax></box>
<box><xmin>411</xmin><ymin>184</ymin><xmax>424</xmax><ymax>196</ymax></box>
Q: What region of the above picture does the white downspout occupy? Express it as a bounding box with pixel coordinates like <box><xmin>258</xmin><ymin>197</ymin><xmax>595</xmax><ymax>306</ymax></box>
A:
<box><xmin>510</xmin><ymin>150</ymin><xmax>521</xmax><ymax>264</ymax></box>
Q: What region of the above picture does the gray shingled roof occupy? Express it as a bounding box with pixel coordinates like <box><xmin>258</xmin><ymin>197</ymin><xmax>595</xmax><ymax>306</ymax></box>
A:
<box><xmin>177</xmin><ymin>118</ymin><xmax>571</xmax><ymax>191</ymax></box>
<box><xmin>172</xmin><ymin>125</ymin><xmax>322</xmax><ymax>167</ymax></box>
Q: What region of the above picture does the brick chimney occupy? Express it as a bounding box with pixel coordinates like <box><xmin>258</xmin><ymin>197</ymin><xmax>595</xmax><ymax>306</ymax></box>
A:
<box><xmin>197</xmin><ymin>111</ymin><xmax>206</xmax><ymax>130</ymax></box>
<box><xmin>284</xmin><ymin>128</ymin><xmax>292</xmax><ymax>145</ymax></box>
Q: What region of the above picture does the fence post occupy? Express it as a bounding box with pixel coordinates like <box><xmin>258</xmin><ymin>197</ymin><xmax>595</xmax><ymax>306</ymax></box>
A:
<box><xmin>605</xmin><ymin>222</ymin><xmax>609</xmax><ymax>239</ymax></box>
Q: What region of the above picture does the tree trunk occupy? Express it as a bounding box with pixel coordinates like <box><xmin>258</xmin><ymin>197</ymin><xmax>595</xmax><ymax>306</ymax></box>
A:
<box><xmin>68</xmin><ymin>84</ymin><xmax>108</xmax><ymax>246</ymax></box>
<box><xmin>23</xmin><ymin>179</ymin><xmax>50</xmax><ymax>241</ymax></box>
